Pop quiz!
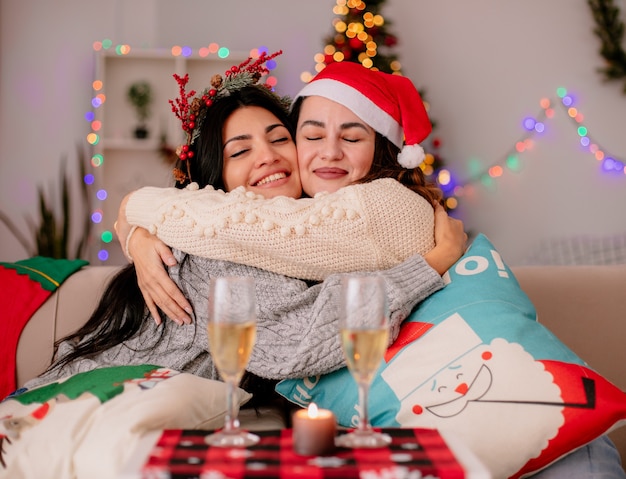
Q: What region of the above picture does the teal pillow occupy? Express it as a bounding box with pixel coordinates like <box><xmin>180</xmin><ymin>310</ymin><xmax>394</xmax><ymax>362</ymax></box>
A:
<box><xmin>276</xmin><ymin>234</ymin><xmax>626</xmax><ymax>478</ymax></box>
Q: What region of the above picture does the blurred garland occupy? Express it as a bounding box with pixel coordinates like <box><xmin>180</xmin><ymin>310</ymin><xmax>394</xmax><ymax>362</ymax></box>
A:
<box><xmin>588</xmin><ymin>0</ymin><xmax>626</xmax><ymax>93</ymax></box>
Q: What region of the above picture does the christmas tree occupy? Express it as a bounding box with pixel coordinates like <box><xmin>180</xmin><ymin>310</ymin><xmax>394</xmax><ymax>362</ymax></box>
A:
<box><xmin>305</xmin><ymin>0</ymin><xmax>458</xmax><ymax>210</ymax></box>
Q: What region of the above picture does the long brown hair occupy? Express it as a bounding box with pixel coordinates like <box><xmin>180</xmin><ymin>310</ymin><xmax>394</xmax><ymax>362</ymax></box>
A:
<box><xmin>358</xmin><ymin>133</ymin><xmax>443</xmax><ymax>206</ymax></box>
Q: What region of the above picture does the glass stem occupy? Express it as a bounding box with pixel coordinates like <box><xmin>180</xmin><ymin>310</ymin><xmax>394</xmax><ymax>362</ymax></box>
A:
<box><xmin>223</xmin><ymin>379</ymin><xmax>238</xmax><ymax>433</ymax></box>
<box><xmin>357</xmin><ymin>381</ymin><xmax>371</xmax><ymax>432</ymax></box>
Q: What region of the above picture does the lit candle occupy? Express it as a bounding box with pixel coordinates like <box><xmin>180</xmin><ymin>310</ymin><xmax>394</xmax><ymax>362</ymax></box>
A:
<box><xmin>292</xmin><ymin>403</ymin><xmax>337</xmax><ymax>456</ymax></box>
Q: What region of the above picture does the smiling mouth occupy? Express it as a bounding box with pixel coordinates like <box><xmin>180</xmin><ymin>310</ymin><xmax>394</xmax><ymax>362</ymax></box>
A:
<box><xmin>314</xmin><ymin>168</ymin><xmax>347</xmax><ymax>178</ymax></box>
<box><xmin>254</xmin><ymin>172</ymin><xmax>288</xmax><ymax>186</ymax></box>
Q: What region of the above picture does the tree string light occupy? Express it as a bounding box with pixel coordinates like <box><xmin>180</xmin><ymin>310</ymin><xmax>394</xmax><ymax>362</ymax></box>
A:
<box><xmin>85</xmin><ymin>41</ymin><xmax>622</xmax><ymax>261</ymax></box>
<box><xmin>453</xmin><ymin>87</ymin><xmax>625</xmax><ymax>197</ymax></box>
<box><xmin>85</xmin><ymin>41</ymin><xmax>275</xmax><ymax>262</ymax></box>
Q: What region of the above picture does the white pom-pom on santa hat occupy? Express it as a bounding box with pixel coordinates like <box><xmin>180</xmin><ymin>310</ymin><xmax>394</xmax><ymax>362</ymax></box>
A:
<box><xmin>294</xmin><ymin>61</ymin><xmax>432</xmax><ymax>169</ymax></box>
<box><xmin>397</xmin><ymin>144</ymin><xmax>426</xmax><ymax>169</ymax></box>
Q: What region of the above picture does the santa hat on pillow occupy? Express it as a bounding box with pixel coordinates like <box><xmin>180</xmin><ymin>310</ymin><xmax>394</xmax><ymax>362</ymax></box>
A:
<box><xmin>293</xmin><ymin>61</ymin><xmax>432</xmax><ymax>168</ymax></box>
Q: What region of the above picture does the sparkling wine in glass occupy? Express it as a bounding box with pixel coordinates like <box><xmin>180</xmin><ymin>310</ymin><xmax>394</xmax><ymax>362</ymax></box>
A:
<box><xmin>205</xmin><ymin>276</ymin><xmax>259</xmax><ymax>447</ymax></box>
<box><xmin>335</xmin><ymin>275</ymin><xmax>391</xmax><ymax>448</ymax></box>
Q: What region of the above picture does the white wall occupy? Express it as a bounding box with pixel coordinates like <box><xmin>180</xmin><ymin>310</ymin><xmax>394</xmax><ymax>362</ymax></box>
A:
<box><xmin>385</xmin><ymin>0</ymin><xmax>626</xmax><ymax>264</ymax></box>
<box><xmin>1</xmin><ymin>0</ymin><xmax>625</xmax><ymax>264</ymax></box>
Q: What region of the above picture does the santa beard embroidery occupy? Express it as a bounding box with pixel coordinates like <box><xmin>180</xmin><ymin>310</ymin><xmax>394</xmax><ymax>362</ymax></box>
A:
<box><xmin>382</xmin><ymin>314</ymin><xmax>565</xmax><ymax>479</ymax></box>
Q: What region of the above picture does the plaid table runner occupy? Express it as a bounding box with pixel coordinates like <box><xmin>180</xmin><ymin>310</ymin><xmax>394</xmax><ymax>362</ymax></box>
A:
<box><xmin>138</xmin><ymin>428</ymin><xmax>473</xmax><ymax>479</ymax></box>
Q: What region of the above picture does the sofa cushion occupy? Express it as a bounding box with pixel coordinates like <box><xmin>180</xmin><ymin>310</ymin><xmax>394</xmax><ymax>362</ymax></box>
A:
<box><xmin>276</xmin><ymin>234</ymin><xmax>626</xmax><ymax>478</ymax></box>
<box><xmin>15</xmin><ymin>265</ymin><xmax>121</xmax><ymax>389</ymax></box>
<box><xmin>513</xmin><ymin>263</ymin><xmax>626</xmax><ymax>468</ymax></box>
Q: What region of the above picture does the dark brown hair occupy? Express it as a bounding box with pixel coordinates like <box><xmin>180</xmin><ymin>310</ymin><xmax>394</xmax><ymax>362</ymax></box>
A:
<box><xmin>289</xmin><ymin>97</ymin><xmax>443</xmax><ymax>206</ymax></box>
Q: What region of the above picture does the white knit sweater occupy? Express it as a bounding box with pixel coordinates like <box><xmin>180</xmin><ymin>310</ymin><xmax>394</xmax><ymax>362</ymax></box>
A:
<box><xmin>126</xmin><ymin>178</ymin><xmax>435</xmax><ymax>281</ymax></box>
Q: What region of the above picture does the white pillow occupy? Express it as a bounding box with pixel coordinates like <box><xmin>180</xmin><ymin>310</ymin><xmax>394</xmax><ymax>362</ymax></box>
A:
<box><xmin>0</xmin><ymin>365</ymin><xmax>251</xmax><ymax>479</ymax></box>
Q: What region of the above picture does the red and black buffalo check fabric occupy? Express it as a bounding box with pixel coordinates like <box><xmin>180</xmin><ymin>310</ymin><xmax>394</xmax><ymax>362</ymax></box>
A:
<box><xmin>139</xmin><ymin>428</ymin><xmax>468</xmax><ymax>478</ymax></box>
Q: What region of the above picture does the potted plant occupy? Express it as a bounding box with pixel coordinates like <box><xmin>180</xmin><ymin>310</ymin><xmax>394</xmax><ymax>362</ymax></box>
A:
<box><xmin>0</xmin><ymin>145</ymin><xmax>92</xmax><ymax>259</ymax></box>
<box><xmin>127</xmin><ymin>81</ymin><xmax>153</xmax><ymax>139</ymax></box>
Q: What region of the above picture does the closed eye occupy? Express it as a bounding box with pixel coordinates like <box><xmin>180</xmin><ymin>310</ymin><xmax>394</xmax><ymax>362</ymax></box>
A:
<box><xmin>229</xmin><ymin>148</ymin><xmax>250</xmax><ymax>159</ymax></box>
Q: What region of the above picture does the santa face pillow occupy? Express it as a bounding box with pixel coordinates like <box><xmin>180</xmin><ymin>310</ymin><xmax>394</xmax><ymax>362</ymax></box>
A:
<box><xmin>276</xmin><ymin>234</ymin><xmax>626</xmax><ymax>478</ymax></box>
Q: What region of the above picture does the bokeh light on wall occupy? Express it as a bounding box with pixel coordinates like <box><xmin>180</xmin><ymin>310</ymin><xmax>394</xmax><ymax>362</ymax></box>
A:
<box><xmin>115</xmin><ymin>44</ymin><xmax>131</xmax><ymax>55</ymax></box>
<box><xmin>91</xmin><ymin>210</ymin><xmax>103</xmax><ymax>224</ymax></box>
<box><xmin>91</xmin><ymin>154</ymin><xmax>103</xmax><ymax>168</ymax></box>
<box><xmin>87</xmin><ymin>41</ymin><xmax>255</xmax><ymax>261</ymax></box>
<box><xmin>101</xmin><ymin>230</ymin><xmax>114</xmax><ymax>243</ymax></box>
<box><xmin>454</xmin><ymin>87</ymin><xmax>625</xmax><ymax>199</ymax></box>
<box><xmin>506</xmin><ymin>155</ymin><xmax>521</xmax><ymax>172</ymax></box>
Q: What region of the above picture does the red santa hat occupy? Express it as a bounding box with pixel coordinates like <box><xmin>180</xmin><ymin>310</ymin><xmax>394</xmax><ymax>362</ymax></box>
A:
<box><xmin>293</xmin><ymin>61</ymin><xmax>432</xmax><ymax>168</ymax></box>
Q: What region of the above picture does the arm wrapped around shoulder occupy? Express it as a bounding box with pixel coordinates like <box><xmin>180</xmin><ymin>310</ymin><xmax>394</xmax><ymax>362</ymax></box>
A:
<box><xmin>125</xmin><ymin>178</ymin><xmax>435</xmax><ymax>281</ymax></box>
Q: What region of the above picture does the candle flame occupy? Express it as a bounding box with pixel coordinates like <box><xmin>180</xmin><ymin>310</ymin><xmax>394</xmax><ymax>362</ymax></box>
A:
<box><xmin>307</xmin><ymin>402</ymin><xmax>319</xmax><ymax>418</ymax></box>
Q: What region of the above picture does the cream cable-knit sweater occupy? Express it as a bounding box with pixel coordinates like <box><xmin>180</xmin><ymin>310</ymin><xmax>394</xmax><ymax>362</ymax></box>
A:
<box><xmin>126</xmin><ymin>178</ymin><xmax>435</xmax><ymax>281</ymax></box>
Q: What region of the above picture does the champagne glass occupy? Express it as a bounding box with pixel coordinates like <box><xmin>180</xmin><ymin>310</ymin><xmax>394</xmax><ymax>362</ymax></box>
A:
<box><xmin>205</xmin><ymin>276</ymin><xmax>259</xmax><ymax>447</ymax></box>
<box><xmin>335</xmin><ymin>275</ymin><xmax>392</xmax><ymax>448</ymax></box>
